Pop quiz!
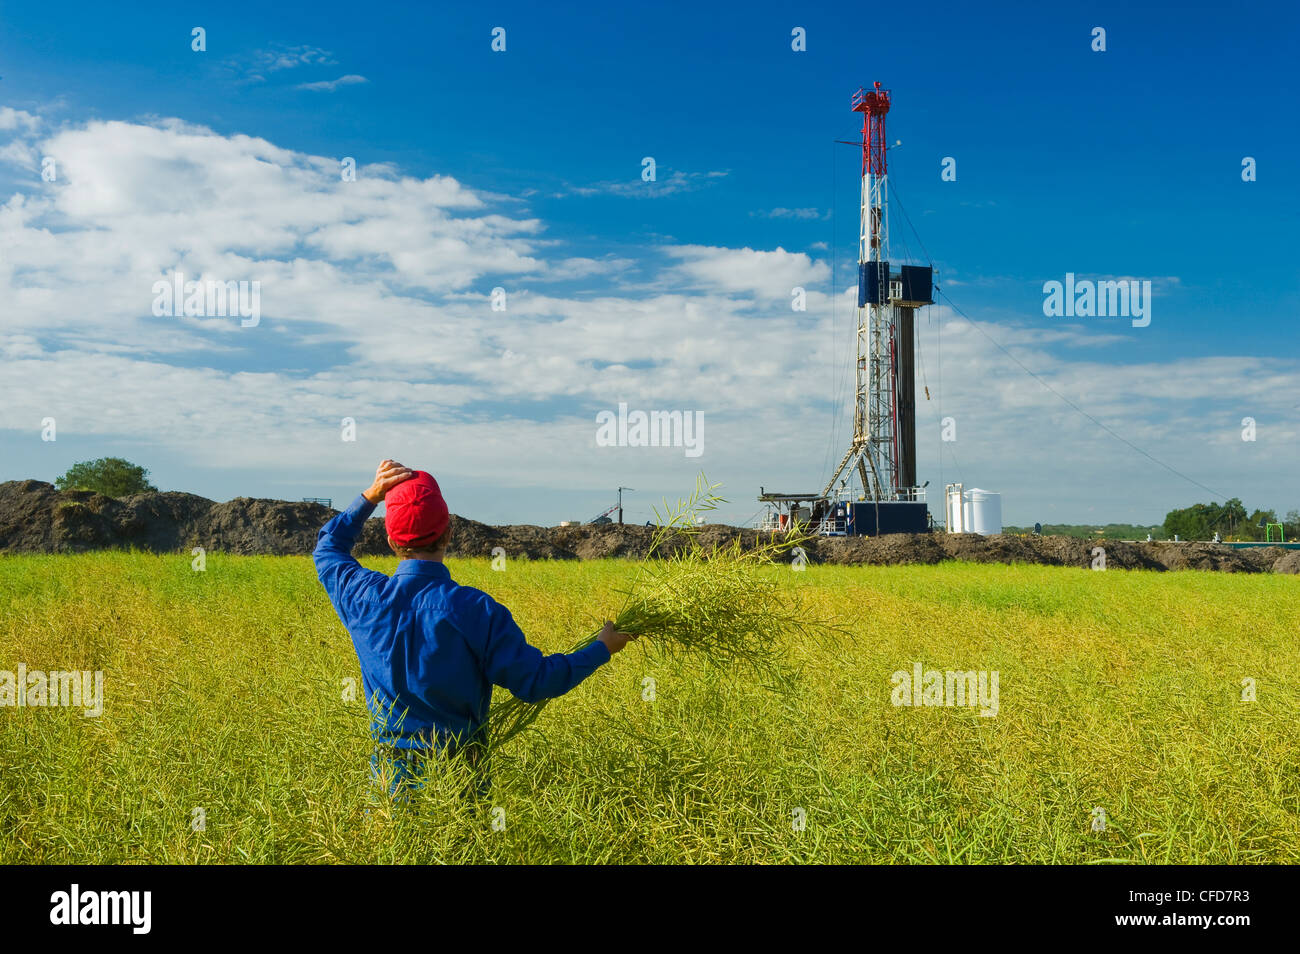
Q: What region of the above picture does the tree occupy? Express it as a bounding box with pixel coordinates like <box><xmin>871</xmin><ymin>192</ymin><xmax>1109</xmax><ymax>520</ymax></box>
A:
<box><xmin>55</xmin><ymin>458</ymin><xmax>157</xmax><ymax>497</ymax></box>
<box><xmin>1163</xmin><ymin>503</ymin><xmax>1211</xmax><ymax>540</ymax></box>
<box><xmin>1212</xmin><ymin>498</ymin><xmax>1248</xmax><ymax>538</ymax></box>
<box><xmin>1164</xmin><ymin>498</ymin><xmax>1269</xmax><ymax>540</ymax></box>
<box><xmin>1245</xmin><ymin>508</ymin><xmax>1278</xmax><ymax>542</ymax></box>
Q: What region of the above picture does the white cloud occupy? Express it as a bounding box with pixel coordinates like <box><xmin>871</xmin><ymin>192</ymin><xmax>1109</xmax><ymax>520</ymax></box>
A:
<box><xmin>535</xmin><ymin>256</ymin><xmax>635</xmax><ymax>281</ymax></box>
<box><xmin>258</xmin><ymin>46</ymin><xmax>336</xmax><ymax>72</ymax></box>
<box><xmin>565</xmin><ymin>169</ymin><xmax>728</xmax><ymax>198</ymax></box>
<box><xmin>663</xmin><ymin>244</ymin><xmax>830</xmax><ymax>300</ymax></box>
<box><xmin>295</xmin><ymin>74</ymin><xmax>369</xmax><ymax>92</ymax></box>
<box><xmin>0</xmin><ymin>110</ymin><xmax>1293</xmax><ymax>524</ymax></box>
<box><xmin>0</xmin><ymin>107</ymin><xmax>41</xmax><ymax>133</ymax></box>
<box><xmin>751</xmin><ymin>207</ymin><xmax>824</xmax><ymax>220</ymax></box>
<box><xmin>229</xmin><ymin>45</ymin><xmax>339</xmax><ymax>84</ymax></box>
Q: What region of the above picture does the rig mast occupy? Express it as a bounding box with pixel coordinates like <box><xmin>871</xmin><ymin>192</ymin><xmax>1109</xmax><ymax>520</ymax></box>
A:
<box><xmin>759</xmin><ymin>82</ymin><xmax>932</xmax><ymax>536</ymax></box>
<box><xmin>824</xmin><ymin>82</ymin><xmax>898</xmax><ymax>501</ymax></box>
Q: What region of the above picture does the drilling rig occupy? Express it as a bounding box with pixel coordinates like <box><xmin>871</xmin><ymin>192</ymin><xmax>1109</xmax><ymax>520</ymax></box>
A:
<box><xmin>759</xmin><ymin>82</ymin><xmax>934</xmax><ymax>536</ymax></box>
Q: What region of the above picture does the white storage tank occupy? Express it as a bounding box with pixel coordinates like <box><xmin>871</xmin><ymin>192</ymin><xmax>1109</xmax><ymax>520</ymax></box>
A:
<box><xmin>964</xmin><ymin>488</ymin><xmax>1002</xmax><ymax>535</ymax></box>
<box><xmin>945</xmin><ymin>484</ymin><xmax>965</xmax><ymax>532</ymax></box>
<box><xmin>945</xmin><ymin>484</ymin><xmax>1003</xmax><ymax>535</ymax></box>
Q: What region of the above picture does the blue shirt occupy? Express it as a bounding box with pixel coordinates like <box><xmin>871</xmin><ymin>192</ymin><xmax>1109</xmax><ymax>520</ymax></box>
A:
<box><xmin>314</xmin><ymin>494</ymin><xmax>610</xmax><ymax>749</ymax></box>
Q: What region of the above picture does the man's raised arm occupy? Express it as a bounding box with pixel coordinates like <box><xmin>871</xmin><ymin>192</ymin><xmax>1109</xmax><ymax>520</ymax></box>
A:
<box><xmin>313</xmin><ymin>460</ymin><xmax>413</xmax><ymax>615</ymax></box>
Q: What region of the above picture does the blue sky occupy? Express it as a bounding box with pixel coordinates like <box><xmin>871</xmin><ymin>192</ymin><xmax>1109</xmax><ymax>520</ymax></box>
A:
<box><xmin>1</xmin><ymin>0</ymin><xmax>1297</xmax><ymax>526</ymax></box>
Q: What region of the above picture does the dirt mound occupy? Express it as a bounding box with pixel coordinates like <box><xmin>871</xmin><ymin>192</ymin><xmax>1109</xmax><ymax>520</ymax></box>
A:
<box><xmin>940</xmin><ymin>532</ymin><xmax>1049</xmax><ymax>565</ymax></box>
<box><xmin>1148</xmin><ymin>541</ymin><xmax>1267</xmax><ymax>573</ymax></box>
<box><xmin>820</xmin><ymin>532</ymin><xmax>947</xmax><ymax>566</ymax></box>
<box><xmin>0</xmin><ymin>480</ymin><xmax>356</xmax><ymax>556</ymax></box>
<box><xmin>1</xmin><ymin>480</ymin><xmax>1295</xmax><ymax>574</ymax></box>
<box><xmin>452</xmin><ymin>516</ymin><xmax>586</xmax><ymax>561</ymax></box>
<box><xmin>1271</xmin><ymin>550</ymin><xmax>1300</xmax><ymax>574</ymax></box>
<box><xmin>196</xmin><ymin>497</ymin><xmax>353</xmax><ymax>556</ymax></box>
<box><xmin>0</xmin><ymin>480</ymin><xmax>217</xmax><ymax>553</ymax></box>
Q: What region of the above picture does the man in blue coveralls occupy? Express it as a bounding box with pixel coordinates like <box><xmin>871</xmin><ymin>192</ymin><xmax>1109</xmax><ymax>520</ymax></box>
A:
<box><xmin>314</xmin><ymin>459</ymin><xmax>633</xmax><ymax>798</ymax></box>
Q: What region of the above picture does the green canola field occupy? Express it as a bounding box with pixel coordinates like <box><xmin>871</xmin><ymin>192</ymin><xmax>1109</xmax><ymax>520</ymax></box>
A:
<box><xmin>1</xmin><ymin>553</ymin><xmax>1296</xmax><ymax>864</ymax></box>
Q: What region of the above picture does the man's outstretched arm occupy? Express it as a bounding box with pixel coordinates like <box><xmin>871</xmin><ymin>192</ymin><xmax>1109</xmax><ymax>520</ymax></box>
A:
<box><xmin>466</xmin><ymin>593</ymin><xmax>633</xmax><ymax>704</ymax></box>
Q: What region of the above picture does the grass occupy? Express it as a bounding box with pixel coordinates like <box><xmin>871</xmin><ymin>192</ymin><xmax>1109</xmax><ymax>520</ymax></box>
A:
<box><xmin>0</xmin><ymin>551</ymin><xmax>1297</xmax><ymax>864</ymax></box>
<box><xmin>488</xmin><ymin>480</ymin><xmax>824</xmax><ymax>747</ymax></box>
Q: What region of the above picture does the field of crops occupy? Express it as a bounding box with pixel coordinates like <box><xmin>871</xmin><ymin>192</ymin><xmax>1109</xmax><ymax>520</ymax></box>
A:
<box><xmin>1</xmin><ymin>553</ymin><xmax>1297</xmax><ymax>864</ymax></box>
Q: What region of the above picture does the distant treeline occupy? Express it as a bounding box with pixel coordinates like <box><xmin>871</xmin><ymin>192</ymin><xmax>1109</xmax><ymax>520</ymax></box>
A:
<box><xmin>1004</xmin><ymin>523</ymin><xmax>1167</xmax><ymax>540</ymax></box>
<box><xmin>1007</xmin><ymin>499</ymin><xmax>1297</xmax><ymax>543</ymax></box>
<box><xmin>1161</xmin><ymin>499</ymin><xmax>1296</xmax><ymax>543</ymax></box>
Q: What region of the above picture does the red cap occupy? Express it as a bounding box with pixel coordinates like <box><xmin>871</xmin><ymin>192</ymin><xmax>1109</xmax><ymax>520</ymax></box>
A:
<box><xmin>384</xmin><ymin>470</ymin><xmax>450</xmax><ymax>548</ymax></box>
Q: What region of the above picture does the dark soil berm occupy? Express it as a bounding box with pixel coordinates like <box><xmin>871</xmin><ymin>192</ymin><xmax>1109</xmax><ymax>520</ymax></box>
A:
<box><xmin>0</xmin><ymin>480</ymin><xmax>1293</xmax><ymax>573</ymax></box>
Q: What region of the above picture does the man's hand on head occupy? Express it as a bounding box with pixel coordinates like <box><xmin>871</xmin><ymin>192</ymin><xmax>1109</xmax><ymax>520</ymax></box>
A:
<box><xmin>363</xmin><ymin>459</ymin><xmax>415</xmax><ymax>504</ymax></box>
